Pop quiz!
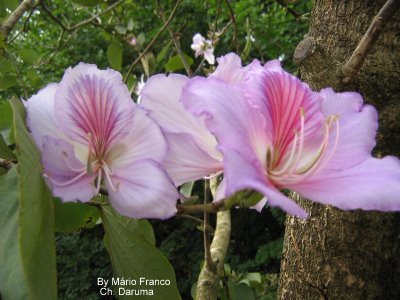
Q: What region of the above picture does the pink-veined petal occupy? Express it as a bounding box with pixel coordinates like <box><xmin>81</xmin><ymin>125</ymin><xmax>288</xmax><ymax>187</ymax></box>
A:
<box><xmin>319</xmin><ymin>88</ymin><xmax>378</xmax><ymax>170</ymax></box>
<box><xmin>163</xmin><ymin>132</ymin><xmax>222</xmax><ymax>186</ymax></box>
<box><xmin>291</xmin><ymin>156</ymin><xmax>400</xmax><ymax>212</ymax></box>
<box><xmin>107</xmin><ymin>160</ymin><xmax>179</xmax><ymax>219</ymax></box>
<box><xmin>54</xmin><ymin>63</ymin><xmax>135</xmax><ymax>149</ymax></box>
<box><xmin>223</xmin><ymin>149</ymin><xmax>307</xmax><ymax>218</ymax></box>
<box><xmin>244</xmin><ymin>61</ymin><xmax>324</xmax><ymax>163</ymax></box>
<box><xmin>42</xmin><ymin>137</ymin><xmax>96</xmax><ymax>202</ymax></box>
<box><xmin>140</xmin><ymin>74</ymin><xmax>220</xmax><ymax>160</ymax></box>
<box><xmin>182</xmin><ymin>76</ymin><xmax>268</xmax><ymax>164</ymax></box>
<box><xmin>107</xmin><ymin>107</ymin><xmax>168</xmax><ymax>169</ymax></box>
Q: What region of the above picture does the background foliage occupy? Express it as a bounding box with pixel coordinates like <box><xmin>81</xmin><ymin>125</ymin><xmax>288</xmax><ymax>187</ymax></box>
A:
<box><xmin>0</xmin><ymin>0</ymin><xmax>311</xmax><ymax>299</ymax></box>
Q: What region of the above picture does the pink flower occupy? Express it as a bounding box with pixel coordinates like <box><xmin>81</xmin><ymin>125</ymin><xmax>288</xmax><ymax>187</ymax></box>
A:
<box><xmin>140</xmin><ymin>73</ymin><xmax>223</xmax><ymax>186</ymax></box>
<box><xmin>182</xmin><ymin>54</ymin><xmax>400</xmax><ymax>218</ymax></box>
<box><xmin>191</xmin><ymin>33</ymin><xmax>215</xmax><ymax>65</ymax></box>
<box><xmin>26</xmin><ymin>63</ymin><xmax>178</xmax><ymax>219</ymax></box>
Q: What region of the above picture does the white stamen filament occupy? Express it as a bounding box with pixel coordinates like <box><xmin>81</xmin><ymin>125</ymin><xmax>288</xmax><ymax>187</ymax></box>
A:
<box><xmin>203</xmin><ymin>170</ymin><xmax>223</xmax><ymax>179</ymax></box>
<box><xmin>269</xmin><ymin>112</ymin><xmax>340</xmax><ymax>186</ymax></box>
<box><xmin>51</xmin><ymin>170</ymin><xmax>88</xmax><ymax>187</ymax></box>
<box><xmin>102</xmin><ymin>161</ymin><xmax>119</xmax><ymax>192</ymax></box>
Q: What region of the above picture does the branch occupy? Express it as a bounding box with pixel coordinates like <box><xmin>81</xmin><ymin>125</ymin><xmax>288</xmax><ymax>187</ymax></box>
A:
<box><xmin>40</xmin><ymin>0</ymin><xmax>70</xmax><ymax>32</ymax></box>
<box><xmin>342</xmin><ymin>0</ymin><xmax>400</xmax><ymax>83</ymax></box>
<box><xmin>124</xmin><ymin>0</ymin><xmax>183</xmax><ymax>82</ymax></box>
<box><xmin>0</xmin><ymin>0</ymin><xmax>35</xmax><ymax>41</ymax></box>
<box><xmin>275</xmin><ymin>0</ymin><xmax>302</xmax><ymax>20</ymax></box>
<box><xmin>156</xmin><ymin>0</ymin><xmax>192</xmax><ymax>76</ymax></box>
<box><xmin>223</xmin><ymin>0</ymin><xmax>239</xmax><ymax>52</ymax></box>
<box><xmin>196</xmin><ymin>210</ymin><xmax>231</xmax><ymax>299</ymax></box>
<box><xmin>195</xmin><ymin>178</ymin><xmax>232</xmax><ymax>299</ymax></box>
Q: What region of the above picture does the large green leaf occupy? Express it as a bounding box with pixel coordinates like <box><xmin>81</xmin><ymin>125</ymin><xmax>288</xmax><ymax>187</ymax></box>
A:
<box><xmin>54</xmin><ymin>199</ymin><xmax>99</xmax><ymax>233</ymax></box>
<box><xmin>0</xmin><ymin>168</ymin><xmax>29</xmax><ymax>299</ymax></box>
<box><xmin>107</xmin><ymin>42</ymin><xmax>123</xmax><ymax>71</ymax></box>
<box><xmin>99</xmin><ymin>204</ymin><xmax>180</xmax><ymax>300</ymax></box>
<box><xmin>165</xmin><ymin>54</ymin><xmax>193</xmax><ymax>72</ymax></box>
<box><xmin>19</xmin><ymin>49</ymin><xmax>40</xmax><ymax>65</ymax></box>
<box><xmin>0</xmin><ymin>74</ymin><xmax>17</xmax><ymax>90</ymax></box>
<box><xmin>11</xmin><ymin>98</ymin><xmax>57</xmax><ymax>299</ymax></box>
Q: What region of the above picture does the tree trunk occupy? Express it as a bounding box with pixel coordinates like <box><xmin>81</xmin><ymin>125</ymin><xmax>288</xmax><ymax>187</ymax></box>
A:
<box><xmin>278</xmin><ymin>1</ymin><xmax>400</xmax><ymax>299</ymax></box>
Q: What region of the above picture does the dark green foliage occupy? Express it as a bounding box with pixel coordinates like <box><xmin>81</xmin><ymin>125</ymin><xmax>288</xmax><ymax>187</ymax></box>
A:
<box><xmin>56</xmin><ymin>226</ymin><xmax>114</xmax><ymax>300</ymax></box>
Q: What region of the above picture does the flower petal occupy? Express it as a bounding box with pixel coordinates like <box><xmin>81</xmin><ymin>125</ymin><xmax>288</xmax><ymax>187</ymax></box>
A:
<box><xmin>319</xmin><ymin>88</ymin><xmax>378</xmax><ymax>170</ymax></box>
<box><xmin>204</xmin><ymin>49</ymin><xmax>215</xmax><ymax>65</ymax></box>
<box><xmin>244</xmin><ymin>63</ymin><xmax>324</xmax><ymax>161</ymax></box>
<box><xmin>291</xmin><ymin>156</ymin><xmax>400</xmax><ymax>212</ymax></box>
<box><xmin>212</xmin><ymin>53</ymin><xmax>261</xmax><ymax>83</ymax></box>
<box><xmin>42</xmin><ymin>137</ymin><xmax>96</xmax><ymax>202</ymax></box>
<box><xmin>54</xmin><ymin>63</ymin><xmax>135</xmax><ymax>148</ymax></box>
<box><xmin>223</xmin><ymin>149</ymin><xmax>307</xmax><ymax>218</ymax></box>
<box><xmin>107</xmin><ymin>107</ymin><xmax>168</xmax><ymax>169</ymax></box>
<box><xmin>107</xmin><ymin>160</ymin><xmax>179</xmax><ymax>219</ymax></box>
<box><xmin>26</xmin><ymin>83</ymin><xmax>64</xmax><ymax>150</ymax></box>
<box><xmin>140</xmin><ymin>74</ymin><xmax>220</xmax><ymax>160</ymax></box>
<box><xmin>163</xmin><ymin>132</ymin><xmax>223</xmax><ymax>186</ymax></box>
<box><xmin>182</xmin><ymin>76</ymin><xmax>268</xmax><ymax>164</ymax></box>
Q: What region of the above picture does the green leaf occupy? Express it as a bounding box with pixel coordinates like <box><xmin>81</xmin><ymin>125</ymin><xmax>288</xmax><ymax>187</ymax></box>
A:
<box><xmin>19</xmin><ymin>49</ymin><xmax>40</xmax><ymax>65</ymax></box>
<box><xmin>54</xmin><ymin>198</ymin><xmax>100</xmax><ymax>233</ymax></box>
<box><xmin>156</xmin><ymin>41</ymin><xmax>172</xmax><ymax>63</ymax></box>
<box><xmin>235</xmin><ymin>283</ymin><xmax>255</xmax><ymax>300</ymax></box>
<box><xmin>26</xmin><ymin>69</ymin><xmax>44</xmax><ymax>88</ymax></box>
<box><xmin>99</xmin><ymin>204</ymin><xmax>180</xmax><ymax>299</ymax></box>
<box><xmin>10</xmin><ymin>98</ymin><xmax>57</xmax><ymax>299</ymax></box>
<box><xmin>127</xmin><ymin>19</ymin><xmax>134</xmax><ymax>31</ymax></box>
<box><xmin>0</xmin><ymin>101</ymin><xmax>14</xmax><ymax>144</ymax></box>
<box><xmin>0</xmin><ymin>168</ymin><xmax>29</xmax><ymax>299</ymax></box>
<box><xmin>0</xmin><ymin>58</ymin><xmax>15</xmax><ymax>73</ymax></box>
<box><xmin>136</xmin><ymin>32</ymin><xmax>145</xmax><ymax>48</ymax></box>
<box><xmin>71</xmin><ymin>0</ymin><xmax>101</xmax><ymax>7</ymax></box>
<box><xmin>0</xmin><ymin>132</ymin><xmax>15</xmax><ymax>159</ymax></box>
<box><xmin>0</xmin><ymin>74</ymin><xmax>17</xmax><ymax>90</ymax></box>
<box><xmin>115</xmin><ymin>25</ymin><xmax>127</xmax><ymax>35</ymax></box>
<box><xmin>107</xmin><ymin>42</ymin><xmax>123</xmax><ymax>70</ymax></box>
<box><xmin>180</xmin><ymin>181</ymin><xmax>194</xmax><ymax>198</ymax></box>
<box><xmin>165</xmin><ymin>54</ymin><xmax>193</xmax><ymax>72</ymax></box>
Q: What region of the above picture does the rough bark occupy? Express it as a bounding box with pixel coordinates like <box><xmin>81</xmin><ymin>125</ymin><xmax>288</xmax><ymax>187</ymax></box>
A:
<box><xmin>278</xmin><ymin>1</ymin><xmax>400</xmax><ymax>299</ymax></box>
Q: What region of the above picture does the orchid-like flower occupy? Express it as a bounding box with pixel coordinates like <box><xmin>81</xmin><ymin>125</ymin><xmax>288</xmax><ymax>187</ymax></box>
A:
<box><xmin>182</xmin><ymin>54</ymin><xmax>400</xmax><ymax>218</ymax></box>
<box><xmin>26</xmin><ymin>63</ymin><xmax>179</xmax><ymax>219</ymax></box>
<box><xmin>191</xmin><ymin>33</ymin><xmax>215</xmax><ymax>65</ymax></box>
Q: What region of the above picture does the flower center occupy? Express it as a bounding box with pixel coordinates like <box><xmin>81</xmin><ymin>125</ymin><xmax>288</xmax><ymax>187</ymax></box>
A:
<box><xmin>266</xmin><ymin>108</ymin><xmax>340</xmax><ymax>187</ymax></box>
<box><xmin>87</xmin><ymin>132</ymin><xmax>119</xmax><ymax>194</ymax></box>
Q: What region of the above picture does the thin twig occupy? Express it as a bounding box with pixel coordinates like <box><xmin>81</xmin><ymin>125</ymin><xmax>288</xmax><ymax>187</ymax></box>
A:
<box><xmin>156</xmin><ymin>0</ymin><xmax>192</xmax><ymax>76</ymax></box>
<box><xmin>8</xmin><ymin>3</ymin><xmax>38</xmax><ymax>44</ymax></box>
<box><xmin>176</xmin><ymin>214</ymin><xmax>215</xmax><ymax>234</ymax></box>
<box><xmin>0</xmin><ymin>158</ymin><xmax>15</xmax><ymax>170</ymax></box>
<box><xmin>70</xmin><ymin>0</ymin><xmax>124</xmax><ymax>31</ymax></box>
<box><xmin>223</xmin><ymin>0</ymin><xmax>239</xmax><ymax>52</ymax></box>
<box><xmin>40</xmin><ymin>0</ymin><xmax>69</xmax><ymax>31</ymax></box>
<box><xmin>0</xmin><ymin>0</ymin><xmax>35</xmax><ymax>41</ymax></box>
<box><xmin>211</xmin><ymin>0</ymin><xmax>223</xmax><ymax>42</ymax></box>
<box><xmin>275</xmin><ymin>0</ymin><xmax>302</xmax><ymax>20</ymax></box>
<box><xmin>124</xmin><ymin>0</ymin><xmax>183</xmax><ymax>83</ymax></box>
<box><xmin>177</xmin><ymin>200</ymin><xmax>225</xmax><ymax>215</ymax></box>
<box><xmin>342</xmin><ymin>0</ymin><xmax>400</xmax><ymax>83</ymax></box>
